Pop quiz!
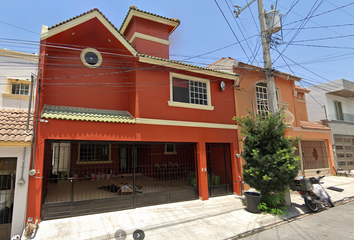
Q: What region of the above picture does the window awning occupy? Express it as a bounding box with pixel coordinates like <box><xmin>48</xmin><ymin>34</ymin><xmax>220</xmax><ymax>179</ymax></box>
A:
<box><xmin>41</xmin><ymin>105</ymin><xmax>135</xmax><ymax>123</ymax></box>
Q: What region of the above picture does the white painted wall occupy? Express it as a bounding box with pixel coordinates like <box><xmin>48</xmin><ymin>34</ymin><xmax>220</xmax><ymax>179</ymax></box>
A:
<box><xmin>325</xmin><ymin>94</ymin><xmax>354</xmax><ymax>120</ymax></box>
<box><xmin>0</xmin><ymin>49</ymin><xmax>38</xmax><ymax>109</ymax></box>
<box><xmin>0</xmin><ymin>147</ymin><xmax>31</xmax><ymax>237</ymax></box>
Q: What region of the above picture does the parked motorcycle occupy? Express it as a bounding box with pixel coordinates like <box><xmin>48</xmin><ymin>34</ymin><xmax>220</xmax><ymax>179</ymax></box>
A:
<box><xmin>290</xmin><ymin>170</ymin><xmax>334</xmax><ymax>213</ymax></box>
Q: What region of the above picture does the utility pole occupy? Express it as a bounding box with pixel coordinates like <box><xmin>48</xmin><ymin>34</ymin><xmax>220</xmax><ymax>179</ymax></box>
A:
<box><xmin>235</xmin><ymin>0</ymin><xmax>280</xmax><ymax>113</ymax></box>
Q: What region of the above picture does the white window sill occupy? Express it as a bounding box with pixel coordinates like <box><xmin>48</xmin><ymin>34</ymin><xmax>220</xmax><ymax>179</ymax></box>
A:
<box><xmin>168</xmin><ymin>101</ymin><xmax>214</xmax><ymax>111</ymax></box>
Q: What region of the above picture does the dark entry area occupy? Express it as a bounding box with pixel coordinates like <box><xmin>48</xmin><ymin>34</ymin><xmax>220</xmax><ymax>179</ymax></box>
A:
<box><xmin>42</xmin><ymin>141</ymin><xmax>198</xmax><ymax>220</ymax></box>
<box><xmin>0</xmin><ymin>158</ymin><xmax>16</xmax><ymax>240</ymax></box>
<box><xmin>206</xmin><ymin>143</ymin><xmax>233</xmax><ymax>197</ymax></box>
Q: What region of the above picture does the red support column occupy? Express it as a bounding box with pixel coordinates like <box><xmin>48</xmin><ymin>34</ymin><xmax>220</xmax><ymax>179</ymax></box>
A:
<box><xmin>26</xmin><ymin>138</ymin><xmax>45</xmax><ymax>222</ymax></box>
<box><xmin>197</xmin><ymin>142</ymin><xmax>208</xmax><ymax>200</ymax></box>
<box><xmin>230</xmin><ymin>142</ymin><xmax>242</xmax><ymax>195</ymax></box>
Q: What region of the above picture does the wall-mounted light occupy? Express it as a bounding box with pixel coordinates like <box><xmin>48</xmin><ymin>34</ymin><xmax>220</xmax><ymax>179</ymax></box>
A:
<box><xmin>235</xmin><ymin>153</ymin><xmax>240</xmax><ymax>158</ymax></box>
<box><xmin>40</xmin><ymin>119</ymin><xmax>49</xmax><ymax>123</ymax></box>
<box><xmin>29</xmin><ymin>169</ymin><xmax>36</xmax><ymax>176</ymax></box>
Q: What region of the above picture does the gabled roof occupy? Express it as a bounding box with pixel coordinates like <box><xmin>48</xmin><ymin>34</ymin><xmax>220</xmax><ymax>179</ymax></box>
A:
<box><xmin>295</xmin><ymin>84</ymin><xmax>310</xmax><ymax>93</ymax></box>
<box><xmin>138</xmin><ymin>54</ymin><xmax>240</xmax><ymax>81</ymax></box>
<box><xmin>41</xmin><ymin>105</ymin><xmax>135</xmax><ymax>124</ymax></box>
<box><xmin>0</xmin><ymin>109</ymin><xmax>33</xmax><ymax>146</ymax></box>
<box><xmin>208</xmin><ymin>57</ymin><xmax>302</xmax><ymax>82</ymax></box>
<box><xmin>120</xmin><ymin>5</ymin><xmax>180</xmax><ymax>36</ymax></box>
<box><xmin>40</xmin><ymin>8</ymin><xmax>137</xmax><ymax>56</ymax></box>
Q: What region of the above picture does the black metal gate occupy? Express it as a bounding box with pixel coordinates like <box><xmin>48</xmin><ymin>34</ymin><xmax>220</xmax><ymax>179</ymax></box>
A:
<box><xmin>42</xmin><ymin>141</ymin><xmax>198</xmax><ymax>220</ymax></box>
<box><xmin>0</xmin><ymin>158</ymin><xmax>16</xmax><ymax>240</ymax></box>
<box><xmin>206</xmin><ymin>143</ymin><xmax>233</xmax><ymax>197</ymax></box>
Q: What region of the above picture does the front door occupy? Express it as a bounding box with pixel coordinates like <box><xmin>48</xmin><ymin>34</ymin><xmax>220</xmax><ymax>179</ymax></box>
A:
<box><xmin>206</xmin><ymin>143</ymin><xmax>233</xmax><ymax>197</ymax></box>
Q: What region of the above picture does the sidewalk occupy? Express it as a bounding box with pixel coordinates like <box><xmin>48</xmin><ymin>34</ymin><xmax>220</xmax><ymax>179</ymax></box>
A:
<box><xmin>24</xmin><ymin>176</ymin><xmax>354</xmax><ymax>240</ymax></box>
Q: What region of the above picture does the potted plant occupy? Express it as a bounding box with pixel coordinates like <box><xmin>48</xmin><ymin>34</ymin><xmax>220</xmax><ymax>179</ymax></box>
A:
<box><xmin>234</xmin><ymin>110</ymin><xmax>299</xmax><ymax>215</ymax></box>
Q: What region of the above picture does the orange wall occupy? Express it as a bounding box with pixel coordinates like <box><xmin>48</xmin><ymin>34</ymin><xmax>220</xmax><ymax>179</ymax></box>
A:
<box><xmin>234</xmin><ymin>67</ymin><xmax>306</xmax><ymax>127</ymax></box>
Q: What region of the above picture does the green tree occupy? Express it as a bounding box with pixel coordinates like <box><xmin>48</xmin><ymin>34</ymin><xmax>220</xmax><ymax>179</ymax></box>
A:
<box><xmin>234</xmin><ymin>110</ymin><xmax>299</xmax><ymax>213</ymax></box>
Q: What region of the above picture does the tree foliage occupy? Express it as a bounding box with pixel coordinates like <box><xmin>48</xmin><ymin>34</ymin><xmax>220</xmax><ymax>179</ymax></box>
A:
<box><xmin>234</xmin><ymin>110</ymin><xmax>299</xmax><ymax>199</ymax></box>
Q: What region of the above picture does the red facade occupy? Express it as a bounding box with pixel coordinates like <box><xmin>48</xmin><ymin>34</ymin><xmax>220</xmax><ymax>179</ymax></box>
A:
<box><xmin>27</xmin><ymin>7</ymin><xmax>241</xmax><ymax>221</ymax></box>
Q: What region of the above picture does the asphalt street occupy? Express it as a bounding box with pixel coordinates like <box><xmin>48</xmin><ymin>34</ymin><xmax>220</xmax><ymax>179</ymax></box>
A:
<box><xmin>241</xmin><ymin>200</ymin><xmax>354</xmax><ymax>239</ymax></box>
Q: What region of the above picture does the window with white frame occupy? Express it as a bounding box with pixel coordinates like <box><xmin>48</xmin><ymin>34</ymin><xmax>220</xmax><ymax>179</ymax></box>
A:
<box><xmin>169</xmin><ymin>73</ymin><xmax>214</xmax><ymax>110</ymax></box>
<box><xmin>11</xmin><ymin>83</ymin><xmax>29</xmax><ymax>95</ymax></box>
<box><xmin>255</xmin><ymin>82</ymin><xmax>279</xmax><ymax>115</ymax></box>
<box><xmin>78</xmin><ymin>143</ymin><xmax>111</xmax><ymax>164</ymax></box>
<box><xmin>2</xmin><ymin>78</ymin><xmax>31</xmax><ymax>100</ymax></box>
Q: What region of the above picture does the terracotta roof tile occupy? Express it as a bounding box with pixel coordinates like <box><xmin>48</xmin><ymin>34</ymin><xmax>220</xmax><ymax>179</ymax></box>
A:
<box><xmin>139</xmin><ymin>54</ymin><xmax>239</xmax><ymax>77</ymax></box>
<box><xmin>300</xmin><ymin>121</ymin><xmax>330</xmax><ymax>131</ymax></box>
<box><xmin>295</xmin><ymin>84</ymin><xmax>310</xmax><ymax>93</ymax></box>
<box><xmin>0</xmin><ymin>108</ymin><xmax>33</xmax><ymax>143</ymax></box>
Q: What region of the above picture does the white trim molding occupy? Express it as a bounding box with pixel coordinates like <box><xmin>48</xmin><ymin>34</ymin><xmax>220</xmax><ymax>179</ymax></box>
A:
<box><xmin>129</xmin><ymin>32</ymin><xmax>170</xmax><ymax>45</ymax></box>
<box><xmin>136</xmin><ymin>118</ymin><xmax>238</xmax><ymax>129</ymax></box>
<box><xmin>40</xmin><ymin>11</ymin><xmax>137</xmax><ymax>56</ymax></box>
<box><xmin>169</xmin><ymin>72</ymin><xmax>214</xmax><ymax>111</ymax></box>
<box><xmin>80</xmin><ymin>48</ymin><xmax>103</xmax><ymax>68</ymax></box>
<box><xmin>120</xmin><ymin>10</ymin><xmax>179</xmax><ymax>36</ymax></box>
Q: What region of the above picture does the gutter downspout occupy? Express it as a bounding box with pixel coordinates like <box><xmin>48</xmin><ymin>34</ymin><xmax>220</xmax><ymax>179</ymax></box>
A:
<box><xmin>19</xmin><ymin>74</ymin><xmax>35</xmax><ymax>185</ymax></box>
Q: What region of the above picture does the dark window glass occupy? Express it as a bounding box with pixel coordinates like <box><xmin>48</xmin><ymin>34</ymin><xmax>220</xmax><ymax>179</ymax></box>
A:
<box><xmin>172</xmin><ymin>78</ymin><xmax>189</xmax><ymax>103</ymax></box>
<box><xmin>0</xmin><ymin>175</ymin><xmax>11</xmax><ymax>190</ymax></box>
<box><xmin>85</xmin><ymin>52</ymin><xmax>99</xmax><ymax>65</ymax></box>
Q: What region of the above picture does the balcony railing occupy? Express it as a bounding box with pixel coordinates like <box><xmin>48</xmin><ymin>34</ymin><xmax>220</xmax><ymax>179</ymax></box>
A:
<box><xmin>329</xmin><ymin>113</ymin><xmax>354</xmax><ymax>123</ymax></box>
<box><xmin>252</xmin><ymin>100</ymin><xmax>295</xmax><ymax>125</ymax></box>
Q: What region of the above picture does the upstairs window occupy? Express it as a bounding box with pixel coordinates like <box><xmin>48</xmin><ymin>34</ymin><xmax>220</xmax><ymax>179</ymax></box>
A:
<box><xmin>2</xmin><ymin>78</ymin><xmax>31</xmax><ymax>100</ymax></box>
<box><xmin>334</xmin><ymin>101</ymin><xmax>344</xmax><ymax>120</ymax></box>
<box><xmin>169</xmin><ymin>73</ymin><xmax>214</xmax><ymax>110</ymax></box>
<box><xmin>255</xmin><ymin>82</ymin><xmax>279</xmax><ymax>115</ymax></box>
<box><xmin>11</xmin><ymin>83</ymin><xmax>29</xmax><ymax>95</ymax></box>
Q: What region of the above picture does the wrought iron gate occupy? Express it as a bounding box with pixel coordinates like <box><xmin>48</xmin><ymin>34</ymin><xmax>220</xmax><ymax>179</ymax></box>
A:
<box><xmin>42</xmin><ymin>141</ymin><xmax>198</xmax><ymax>220</ymax></box>
<box><xmin>206</xmin><ymin>143</ymin><xmax>233</xmax><ymax>197</ymax></box>
<box><xmin>0</xmin><ymin>158</ymin><xmax>16</xmax><ymax>240</ymax></box>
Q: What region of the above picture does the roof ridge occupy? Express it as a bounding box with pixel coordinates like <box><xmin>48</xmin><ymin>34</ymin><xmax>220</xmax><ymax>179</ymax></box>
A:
<box><xmin>138</xmin><ymin>54</ymin><xmax>239</xmax><ymax>77</ymax></box>
<box><xmin>46</xmin><ymin>8</ymin><xmax>137</xmax><ymax>53</ymax></box>
<box><xmin>119</xmin><ymin>5</ymin><xmax>180</xmax><ymax>32</ymax></box>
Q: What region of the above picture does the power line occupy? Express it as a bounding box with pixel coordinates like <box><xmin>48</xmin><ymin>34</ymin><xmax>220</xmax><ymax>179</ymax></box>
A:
<box><xmin>214</xmin><ymin>0</ymin><xmax>252</xmax><ymax>64</ymax></box>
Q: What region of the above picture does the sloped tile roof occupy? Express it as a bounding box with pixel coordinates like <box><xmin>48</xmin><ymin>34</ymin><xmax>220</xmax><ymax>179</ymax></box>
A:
<box><xmin>295</xmin><ymin>84</ymin><xmax>310</xmax><ymax>93</ymax></box>
<box><xmin>300</xmin><ymin>121</ymin><xmax>330</xmax><ymax>131</ymax></box>
<box><xmin>208</xmin><ymin>57</ymin><xmax>302</xmax><ymax>81</ymax></box>
<box><xmin>41</xmin><ymin>105</ymin><xmax>135</xmax><ymax>123</ymax></box>
<box><xmin>0</xmin><ymin>108</ymin><xmax>33</xmax><ymax>143</ymax></box>
<box><xmin>119</xmin><ymin>5</ymin><xmax>180</xmax><ymax>32</ymax></box>
<box><xmin>139</xmin><ymin>54</ymin><xmax>239</xmax><ymax>77</ymax></box>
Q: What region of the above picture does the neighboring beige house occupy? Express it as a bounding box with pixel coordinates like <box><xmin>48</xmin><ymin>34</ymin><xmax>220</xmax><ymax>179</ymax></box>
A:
<box><xmin>0</xmin><ymin>49</ymin><xmax>37</xmax><ymax>239</ymax></box>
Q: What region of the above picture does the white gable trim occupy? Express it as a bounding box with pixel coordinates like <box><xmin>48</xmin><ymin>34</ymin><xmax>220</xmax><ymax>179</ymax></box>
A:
<box><xmin>130</xmin><ymin>32</ymin><xmax>170</xmax><ymax>46</ymax></box>
<box><xmin>40</xmin><ymin>11</ymin><xmax>137</xmax><ymax>56</ymax></box>
<box><xmin>120</xmin><ymin>10</ymin><xmax>179</xmax><ymax>36</ymax></box>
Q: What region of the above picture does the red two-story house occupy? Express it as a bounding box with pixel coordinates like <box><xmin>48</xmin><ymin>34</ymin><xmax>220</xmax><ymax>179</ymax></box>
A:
<box><xmin>27</xmin><ymin>7</ymin><xmax>241</xmax><ymax>221</ymax></box>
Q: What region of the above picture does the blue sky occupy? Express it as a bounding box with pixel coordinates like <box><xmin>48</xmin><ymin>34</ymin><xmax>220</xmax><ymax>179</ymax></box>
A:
<box><xmin>1</xmin><ymin>0</ymin><xmax>354</xmax><ymax>88</ymax></box>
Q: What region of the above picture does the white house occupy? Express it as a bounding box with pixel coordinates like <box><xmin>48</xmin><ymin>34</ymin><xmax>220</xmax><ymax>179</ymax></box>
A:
<box><xmin>0</xmin><ymin>49</ymin><xmax>37</xmax><ymax>239</ymax></box>
<box><xmin>306</xmin><ymin>79</ymin><xmax>354</xmax><ymax>171</ymax></box>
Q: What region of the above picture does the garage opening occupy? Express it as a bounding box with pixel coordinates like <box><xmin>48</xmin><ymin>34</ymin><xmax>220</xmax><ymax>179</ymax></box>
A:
<box><xmin>42</xmin><ymin>141</ymin><xmax>198</xmax><ymax>220</ymax></box>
